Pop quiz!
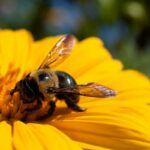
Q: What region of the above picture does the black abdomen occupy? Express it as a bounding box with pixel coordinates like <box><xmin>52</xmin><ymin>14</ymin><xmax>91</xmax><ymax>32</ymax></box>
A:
<box><xmin>55</xmin><ymin>71</ymin><xmax>79</xmax><ymax>103</ymax></box>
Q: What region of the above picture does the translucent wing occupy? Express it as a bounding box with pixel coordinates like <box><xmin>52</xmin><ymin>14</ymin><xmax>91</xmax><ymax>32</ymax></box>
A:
<box><xmin>78</xmin><ymin>83</ymin><xmax>117</xmax><ymax>97</ymax></box>
<box><xmin>39</xmin><ymin>35</ymin><xmax>76</xmax><ymax>69</ymax></box>
<box><xmin>48</xmin><ymin>82</ymin><xmax>117</xmax><ymax>98</ymax></box>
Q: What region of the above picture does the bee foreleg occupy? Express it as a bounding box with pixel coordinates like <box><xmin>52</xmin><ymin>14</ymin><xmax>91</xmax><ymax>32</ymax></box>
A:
<box><xmin>10</xmin><ymin>80</ymin><xmax>22</xmax><ymax>96</ymax></box>
<box><xmin>10</xmin><ymin>87</ymin><xmax>17</xmax><ymax>96</ymax></box>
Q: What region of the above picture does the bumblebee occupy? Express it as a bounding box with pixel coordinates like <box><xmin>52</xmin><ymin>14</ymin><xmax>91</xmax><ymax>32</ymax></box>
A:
<box><xmin>10</xmin><ymin>35</ymin><xmax>117</xmax><ymax>121</ymax></box>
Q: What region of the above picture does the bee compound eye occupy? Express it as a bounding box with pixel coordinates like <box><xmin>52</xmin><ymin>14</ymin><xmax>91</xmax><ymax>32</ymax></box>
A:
<box><xmin>38</xmin><ymin>73</ymin><xmax>50</xmax><ymax>81</ymax></box>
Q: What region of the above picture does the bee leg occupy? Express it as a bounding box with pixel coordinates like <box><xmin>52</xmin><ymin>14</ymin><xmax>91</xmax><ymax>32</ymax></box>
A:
<box><xmin>23</xmin><ymin>98</ymin><xmax>42</xmax><ymax>112</ymax></box>
<box><xmin>20</xmin><ymin>98</ymin><xmax>43</xmax><ymax>122</ymax></box>
<box><xmin>10</xmin><ymin>81</ymin><xmax>21</xmax><ymax>96</ymax></box>
<box><xmin>63</xmin><ymin>95</ymin><xmax>86</xmax><ymax>112</ymax></box>
<box><xmin>37</xmin><ymin>101</ymin><xmax>56</xmax><ymax>120</ymax></box>
<box><xmin>10</xmin><ymin>87</ymin><xmax>17</xmax><ymax>95</ymax></box>
<box><xmin>36</xmin><ymin>98</ymin><xmax>43</xmax><ymax>110</ymax></box>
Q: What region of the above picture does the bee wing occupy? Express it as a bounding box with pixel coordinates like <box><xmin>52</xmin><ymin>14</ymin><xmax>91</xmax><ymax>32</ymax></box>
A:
<box><xmin>39</xmin><ymin>35</ymin><xmax>76</xmax><ymax>69</ymax></box>
<box><xmin>77</xmin><ymin>82</ymin><xmax>117</xmax><ymax>97</ymax></box>
<box><xmin>48</xmin><ymin>82</ymin><xmax>117</xmax><ymax>98</ymax></box>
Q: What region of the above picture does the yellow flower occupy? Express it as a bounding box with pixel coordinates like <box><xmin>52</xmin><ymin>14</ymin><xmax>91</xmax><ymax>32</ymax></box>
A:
<box><xmin>0</xmin><ymin>29</ymin><xmax>150</xmax><ymax>150</ymax></box>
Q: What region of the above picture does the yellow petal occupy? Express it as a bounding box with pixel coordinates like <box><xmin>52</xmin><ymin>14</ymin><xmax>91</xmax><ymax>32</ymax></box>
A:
<box><xmin>0</xmin><ymin>29</ymin><xmax>33</xmax><ymax>78</ymax></box>
<box><xmin>0</xmin><ymin>121</ymin><xmax>12</xmax><ymax>150</ymax></box>
<box><xmin>0</xmin><ymin>30</ymin><xmax>15</xmax><ymax>75</ymax></box>
<box><xmin>51</xmin><ymin>107</ymin><xmax>150</xmax><ymax>149</ymax></box>
<box><xmin>27</xmin><ymin>123</ymin><xmax>82</xmax><ymax>150</ymax></box>
<box><xmin>13</xmin><ymin>121</ymin><xmax>44</xmax><ymax>150</ymax></box>
<box><xmin>77</xmin><ymin>59</ymin><xmax>123</xmax><ymax>83</ymax></box>
<box><xmin>116</xmin><ymin>89</ymin><xmax>150</xmax><ymax>104</ymax></box>
<box><xmin>76</xmin><ymin>141</ymin><xmax>111</xmax><ymax>150</ymax></box>
<box><xmin>13</xmin><ymin>30</ymin><xmax>33</xmax><ymax>76</ymax></box>
<box><xmin>109</xmin><ymin>70</ymin><xmax>150</xmax><ymax>91</ymax></box>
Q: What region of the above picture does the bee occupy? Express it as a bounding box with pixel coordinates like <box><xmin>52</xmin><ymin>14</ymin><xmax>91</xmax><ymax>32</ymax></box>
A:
<box><xmin>10</xmin><ymin>35</ymin><xmax>117</xmax><ymax>121</ymax></box>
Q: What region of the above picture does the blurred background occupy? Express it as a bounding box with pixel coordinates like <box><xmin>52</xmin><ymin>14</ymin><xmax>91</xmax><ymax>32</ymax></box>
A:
<box><xmin>0</xmin><ymin>0</ymin><xmax>149</xmax><ymax>76</ymax></box>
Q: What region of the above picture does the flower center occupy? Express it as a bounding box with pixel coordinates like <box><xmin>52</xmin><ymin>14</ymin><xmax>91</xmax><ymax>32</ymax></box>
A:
<box><xmin>0</xmin><ymin>66</ymin><xmax>21</xmax><ymax>121</ymax></box>
<box><xmin>0</xmin><ymin>66</ymin><xmax>56</xmax><ymax>122</ymax></box>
